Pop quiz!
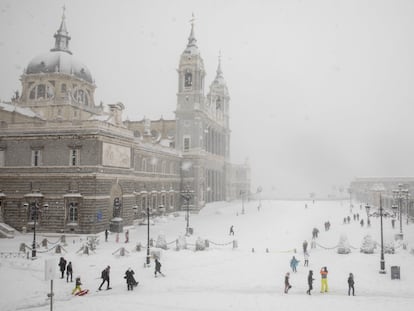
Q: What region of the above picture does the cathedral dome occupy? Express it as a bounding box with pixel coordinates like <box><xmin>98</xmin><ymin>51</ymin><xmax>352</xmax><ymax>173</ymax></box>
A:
<box><xmin>26</xmin><ymin>51</ymin><xmax>93</xmax><ymax>83</ymax></box>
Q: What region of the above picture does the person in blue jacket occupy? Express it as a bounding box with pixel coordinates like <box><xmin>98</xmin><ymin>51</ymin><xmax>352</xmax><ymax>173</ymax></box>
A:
<box><xmin>290</xmin><ymin>256</ymin><xmax>300</xmax><ymax>272</ymax></box>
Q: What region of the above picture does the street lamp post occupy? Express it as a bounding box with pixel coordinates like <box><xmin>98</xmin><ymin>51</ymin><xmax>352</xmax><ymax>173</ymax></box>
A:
<box><xmin>146</xmin><ymin>204</ymin><xmax>150</xmax><ymax>265</ymax></box>
<box><xmin>392</xmin><ymin>184</ymin><xmax>408</xmax><ymax>239</ymax></box>
<box><xmin>240</xmin><ymin>190</ymin><xmax>245</xmax><ymax>214</ymax></box>
<box><xmin>181</xmin><ymin>188</ymin><xmax>193</xmax><ymax>236</ymax></box>
<box><xmin>365</xmin><ymin>193</ymin><xmax>386</xmax><ymax>274</ymax></box>
<box><xmin>31</xmin><ymin>201</ymin><xmax>41</xmax><ymax>258</ymax></box>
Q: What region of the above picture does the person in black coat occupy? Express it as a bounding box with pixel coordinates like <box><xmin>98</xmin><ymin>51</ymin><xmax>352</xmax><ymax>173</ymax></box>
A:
<box><xmin>66</xmin><ymin>261</ymin><xmax>73</xmax><ymax>282</ymax></box>
<box><xmin>154</xmin><ymin>258</ymin><xmax>164</xmax><ymax>277</ymax></box>
<box><xmin>99</xmin><ymin>266</ymin><xmax>111</xmax><ymax>290</ymax></box>
<box><xmin>124</xmin><ymin>268</ymin><xmax>138</xmax><ymax>290</ymax></box>
<box><xmin>58</xmin><ymin>257</ymin><xmax>67</xmax><ymax>279</ymax></box>
<box><xmin>284</xmin><ymin>272</ymin><xmax>292</xmax><ymax>293</ymax></box>
<box><xmin>348</xmin><ymin>273</ymin><xmax>355</xmax><ymax>296</ymax></box>
<box><xmin>306</xmin><ymin>270</ymin><xmax>314</xmax><ymax>295</ymax></box>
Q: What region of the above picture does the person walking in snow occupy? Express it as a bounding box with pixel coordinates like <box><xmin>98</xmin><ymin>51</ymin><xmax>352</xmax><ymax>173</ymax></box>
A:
<box><xmin>284</xmin><ymin>272</ymin><xmax>292</xmax><ymax>293</ymax></box>
<box><xmin>304</xmin><ymin>251</ymin><xmax>309</xmax><ymax>267</ymax></box>
<box><xmin>105</xmin><ymin>229</ymin><xmax>109</xmax><ymax>242</ymax></box>
<box><xmin>229</xmin><ymin>225</ymin><xmax>234</xmax><ymax>236</ymax></box>
<box><xmin>306</xmin><ymin>270</ymin><xmax>314</xmax><ymax>295</ymax></box>
<box><xmin>66</xmin><ymin>261</ymin><xmax>73</xmax><ymax>282</ymax></box>
<box><xmin>303</xmin><ymin>240</ymin><xmax>308</xmax><ymax>253</ymax></box>
<box><xmin>125</xmin><ymin>229</ymin><xmax>129</xmax><ymax>243</ymax></box>
<box><xmin>290</xmin><ymin>256</ymin><xmax>300</xmax><ymax>273</ymax></box>
<box><xmin>58</xmin><ymin>257</ymin><xmax>67</xmax><ymax>279</ymax></box>
<box><xmin>72</xmin><ymin>276</ymin><xmax>82</xmax><ymax>295</ymax></box>
<box><xmin>348</xmin><ymin>272</ymin><xmax>355</xmax><ymax>296</ymax></box>
<box><xmin>155</xmin><ymin>258</ymin><xmax>164</xmax><ymax>277</ymax></box>
<box><xmin>124</xmin><ymin>267</ymin><xmax>138</xmax><ymax>290</ymax></box>
<box><xmin>98</xmin><ymin>265</ymin><xmax>111</xmax><ymax>290</ymax></box>
<box><xmin>320</xmin><ymin>266</ymin><xmax>328</xmax><ymax>293</ymax></box>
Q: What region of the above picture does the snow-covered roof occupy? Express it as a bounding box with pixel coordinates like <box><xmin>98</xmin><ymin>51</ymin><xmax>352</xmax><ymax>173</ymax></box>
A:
<box><xmin>0</xmin><ymin>101</ymin><xmax>43</xmax><ymax>119</ymax></box>
<box><xmin>26</xmin><ymin>51</ymin><xmax>93</xmax><ymax>83</ymax></box>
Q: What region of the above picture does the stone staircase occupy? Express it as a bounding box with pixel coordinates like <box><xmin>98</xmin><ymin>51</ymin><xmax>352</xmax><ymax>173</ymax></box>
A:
<box><xmin>0</xmin><ymin>222</ymin><xmax>15</xmax><ymax>238</ymax></box>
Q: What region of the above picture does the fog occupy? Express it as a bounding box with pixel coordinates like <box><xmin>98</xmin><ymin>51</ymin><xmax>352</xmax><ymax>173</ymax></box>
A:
<box><xmin>1</xmin><ymin>0</ymin><xmax>414</xmax><ymax>198</ymax></box>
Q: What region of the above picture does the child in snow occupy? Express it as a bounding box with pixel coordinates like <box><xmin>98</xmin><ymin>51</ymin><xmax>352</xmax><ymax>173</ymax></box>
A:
<box><xmin>72</xmin><ymin>277</ymin><xmax>82</xmax><ymax>295</ymax></box>
<box><xmin>320</xmin><ymin>266</ymin><xmax>328</xmax><ymax>293</ymax></box>
<box><xmin>284</xmin><ymin>272</ymin><xmax>292</xmax><ymax>293</ymax></box>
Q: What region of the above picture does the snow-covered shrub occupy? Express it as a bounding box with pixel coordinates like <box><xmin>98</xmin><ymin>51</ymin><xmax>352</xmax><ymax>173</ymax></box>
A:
<box><xmin>156</xmin><ymin>234</ymin><xmax>168</xmax><ymax>250</ymax></box>
<box><xmin>195</xmin><ymin>237</ymin><xmax>207</xmax><ymax>251</ymax></box>
<box><xmin>337</xmin><ymin>234</ymin><xmax>351</xmax><ymax>254</ymax></box>
<box><xmin>383</xmin><ymin>241</ymin><xmax>395</xmax><ymax>254</ymax></box>
<box><xmin>176</xmin><ymin>236</ymin><xmax>187</xmax><ymax>250</ymax></box>
<box><xmin>360</xmin><ymin>235</ymin><xmax>376</xmax><ymax>254</ymax></box>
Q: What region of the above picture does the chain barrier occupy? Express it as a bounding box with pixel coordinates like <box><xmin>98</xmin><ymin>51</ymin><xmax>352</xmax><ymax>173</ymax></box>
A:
<box><xmin>207</xmin><ymin>240</ymin><xmax>233</xmax><ymax>246</ymax></box>
<box><xmin>0</xmin><ymin>252</ymin><xmax>26</xmax><ymax>259</ymax></box>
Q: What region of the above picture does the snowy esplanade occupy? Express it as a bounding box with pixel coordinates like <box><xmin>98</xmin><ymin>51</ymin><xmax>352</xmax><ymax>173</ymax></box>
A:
<box><xmin>0</xmin><ymin>200</ymin><xmax>413</xmax><ymax>311</ymax></box>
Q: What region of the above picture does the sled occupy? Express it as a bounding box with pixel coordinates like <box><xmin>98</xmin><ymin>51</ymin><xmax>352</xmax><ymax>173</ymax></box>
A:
<box><xmin>75</xmin><ymin>289</ymin><xmax>89</xmax><ymax>296</ymax></box>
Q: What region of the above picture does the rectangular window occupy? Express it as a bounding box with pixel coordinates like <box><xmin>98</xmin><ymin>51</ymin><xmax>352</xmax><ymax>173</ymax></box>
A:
<box><xmin>152</xmin><ymin>196</ymin><xmax>157</xmax><ymax>209</ymax></box>
<box><xmin>183</xmin><ymin>137</ymin><xmax>190</xmax><ymax>152</ymax></box>
<box><xmin>32</xmin><ymin>150</ymin><xmax>41</xmax><ymax>166</ymax></box>
<box><xmin>70</xmin><ymin>149</ymin><xmax>79</xmax><ymax>166</ymax></box>
<box><xmin>0</xmin><ymin>150</ymin><xmax>5</xmax><ymax>167</ymax></box>
<box><xmin>170</xmin><ymin>195</ymin><xmax>174</xmax><ymax>208</ymax></box>
<box><xmin>68</xmin><ymin>202</ymin><xmax>78</xmax><ymax>222</ymax></box>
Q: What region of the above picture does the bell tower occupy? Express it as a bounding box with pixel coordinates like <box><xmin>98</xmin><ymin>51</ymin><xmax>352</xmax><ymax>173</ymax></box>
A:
<box><xmin>175</xmin><ymin>14</ymin><xmax>206</xmax><ymax>152</ymax></box>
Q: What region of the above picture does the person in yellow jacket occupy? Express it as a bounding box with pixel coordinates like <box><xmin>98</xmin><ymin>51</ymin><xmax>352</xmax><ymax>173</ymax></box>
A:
<box><xmin>320</xmin><ymin>266</ymin><xmax>328</xmax><ymax>293</ymax></box>
<box><xmin>72</xmin><ymin>277</ymin><xmax>82</xmax><ymax>295</ymax></box>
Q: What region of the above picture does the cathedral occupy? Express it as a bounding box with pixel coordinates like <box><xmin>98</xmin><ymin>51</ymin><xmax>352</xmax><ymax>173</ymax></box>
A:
<box><xmin>0</xmin><ymin>11</ymin><xmax>250</xmax><ymax>234</ymax></box>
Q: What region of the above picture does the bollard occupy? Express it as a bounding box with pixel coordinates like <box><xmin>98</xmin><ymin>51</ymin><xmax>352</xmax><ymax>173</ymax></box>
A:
<box><xmin>205</xmin><ymin>240</ymin><xmax>210</xmax><ymax>248</ymax></box>
<box><xmin>120</xmin><ymin>247</ymin><xmax>125</xmax><ymax>256</ymax></box>
<box><xmin>232</xmin><ymin>240</ymin><xmax>238</xmax><ymax>249</ymax></box>
<box><xmin>61</xmin><ymin>235</ymin><xmax>66</xmax><ymax>244</ymax></box>
<box><xmin>266</xmin><ymin>248</ymin><xmax>269</xmax><ymax>253</ymax></box>
<box><xmin>42</xmin><ymin>238</ymin><xmax>48</xmax><ymax>248</ymax></box>
<box><xmin>55</xmin><ymin>245</ymin><xmax>62</xmax><ymax>254</ymax></box>
<box><xmin>83</xmin><ymin>245</ymin><xmax>89</xmax><ymax>255</ymax></box>
<box><xmin>19</xmin><ymin>243</ymin><xmax>26</xmax><ymax>252</ymax></box>
<box><xmin>136</xmin><ymin>243</ymin><xmax>141</xmax><ymax>252</ymax></box>
<box><xmin>252</xmin><ymin>248</ymin><xmax>255</xmax><ymax>253</ymax></box>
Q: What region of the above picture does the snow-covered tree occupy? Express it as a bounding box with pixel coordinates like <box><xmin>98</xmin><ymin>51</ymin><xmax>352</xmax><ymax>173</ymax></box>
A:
<box><xmin>195</xmin><ymin>237</ymin><xmax>206</xmax><ymax>251</ymax></box>
<box><xmin>337</xmin><ymin>234</ymin><xmax>351</xmax><ymax>254</ymax></box>
<box><xmin>156</xmin><ymin>234</ymin><xmax>167</xmax><ymax>250</ymax></box>
<box><xmin>360</xmin><ymin>234</ymin><xmax>376</xmax><ymax>254</ymax></box>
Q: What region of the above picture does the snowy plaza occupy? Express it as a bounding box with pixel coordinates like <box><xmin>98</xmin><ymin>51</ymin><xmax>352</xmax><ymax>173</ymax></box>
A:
<box><xmin>0</xmin><ymin>199</ymin><xmax>413</xmax><ymax>311</ymax></box>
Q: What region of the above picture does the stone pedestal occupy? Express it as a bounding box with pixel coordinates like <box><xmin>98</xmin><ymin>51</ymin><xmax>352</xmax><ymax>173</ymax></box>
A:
<box><xmin>110</xmin><ymin>217</ymin><xmax>123</xmax><ymax>233</ymax></box>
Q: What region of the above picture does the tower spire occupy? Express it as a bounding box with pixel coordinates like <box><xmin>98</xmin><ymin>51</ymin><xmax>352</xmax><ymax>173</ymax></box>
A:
<box><xmin>185</xmin><ymin>13</ymin><xmax>198</xmax><ymax>52</ymax></box>
<box><xmin>216</xmin><ymin>50</ymin><xmax>223</xmax><ymax>78</ymax></box>
<box><xmin>51</xmin><ymin>5</ymin><xmax>72</xmax><ymax>54</ymax></box>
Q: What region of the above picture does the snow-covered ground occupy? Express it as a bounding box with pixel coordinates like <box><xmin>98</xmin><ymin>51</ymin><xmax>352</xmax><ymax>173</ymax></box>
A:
<box><xmin>1</xmin><ymin>199</ymin><xmax>413</xmax><ymax>311</ymax></box>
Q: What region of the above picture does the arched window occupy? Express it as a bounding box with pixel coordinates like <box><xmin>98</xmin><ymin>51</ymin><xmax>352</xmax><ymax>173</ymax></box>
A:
<box><xmin>29</xmin><ymin>83</ymin><xmax>55</xmax><ymax>100</ymax></box>
<box><xmin>184</xmin><ymin>71</ymin><xmax>192</xmax><ymax>87</ymax></box>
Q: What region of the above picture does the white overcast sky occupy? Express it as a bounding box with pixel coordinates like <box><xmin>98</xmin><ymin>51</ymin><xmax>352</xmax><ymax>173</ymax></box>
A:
<box><xmin>1</xmin><ymin>0</ymin><xmax>414</xmax><ymax>198</ymax></box>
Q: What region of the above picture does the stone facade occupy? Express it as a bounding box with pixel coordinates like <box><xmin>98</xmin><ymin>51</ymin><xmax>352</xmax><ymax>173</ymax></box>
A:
<box><xmin>0</xmin><ymin>12</ymin><xmax>250</xmax><ymax>234</ymax></box>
